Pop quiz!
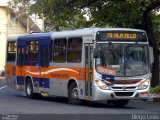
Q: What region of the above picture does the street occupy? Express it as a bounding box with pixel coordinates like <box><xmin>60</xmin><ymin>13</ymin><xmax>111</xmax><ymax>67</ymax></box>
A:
<box><xmin>0</xmin><ymin>80</ymin><xmax>160</xmax><ymax>120</ymax></box>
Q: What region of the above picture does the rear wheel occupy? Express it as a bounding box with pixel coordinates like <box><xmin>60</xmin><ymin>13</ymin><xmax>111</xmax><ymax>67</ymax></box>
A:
<box><xmin>68</xmin><ymin>83</ymin><xmax>81</xmax><ymax>104</ymax></box>
<box><xmin>109</xmin><ymin>100</ymin><xmax>129</xmax><ymax>107</ymax></box>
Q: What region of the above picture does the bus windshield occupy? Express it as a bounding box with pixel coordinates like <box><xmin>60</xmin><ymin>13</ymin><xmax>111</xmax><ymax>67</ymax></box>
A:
<box><xmin>95</xmin><ymin>43</ymin><xmax>149</xmax><ymax>77</ymax></box>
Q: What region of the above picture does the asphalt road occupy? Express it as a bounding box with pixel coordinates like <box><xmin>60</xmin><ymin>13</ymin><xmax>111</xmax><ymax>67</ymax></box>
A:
<box><xmin>0</xmin><ymin>80</ymin><xmax>160</xmax><ymax>120</ymax></box>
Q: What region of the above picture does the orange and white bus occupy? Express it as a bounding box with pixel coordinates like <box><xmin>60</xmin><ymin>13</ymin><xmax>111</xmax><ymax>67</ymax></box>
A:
<box><xmin>5</xmin><ymin>28</ymin><xmax>153</xmax><ymax>107</ymax></box>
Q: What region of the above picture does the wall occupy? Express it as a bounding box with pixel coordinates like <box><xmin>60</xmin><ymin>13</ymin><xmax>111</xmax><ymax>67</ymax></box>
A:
<box><xmin>8</xmin><ymin>18</ymin><xmax>27</xmax><ymax>35</ymax></box>
<box><xmin>0</xmin><ymin>2</ymin><xmax>43</xmax><ymax>72</ymax></box>
<box><xmin>0</xmin><ymin>7</ymin><xmax>8</xmax><ymax>71</ymax></box>
<box><xmin>0</xmin><ymin>6</ymin><xmax>27</xmax><ymax>72</ymax></box>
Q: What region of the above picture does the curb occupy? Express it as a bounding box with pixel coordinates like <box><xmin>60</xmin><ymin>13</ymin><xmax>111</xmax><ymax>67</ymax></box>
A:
<box><xmin>150</xmin><ymin>94</ymin><xmax>160</xmax><ymax>102</ymax></box>
<box><xmin>152</xmin><ymin>97</ymin><xmax>160</xmax><ymax>102</ymax></box>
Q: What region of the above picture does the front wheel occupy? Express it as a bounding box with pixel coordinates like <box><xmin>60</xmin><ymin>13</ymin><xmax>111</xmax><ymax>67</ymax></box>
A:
<box><xmin>68</xmin><ymin>83</ymin><xmax>81</xmax><ymax>105</ymax></box>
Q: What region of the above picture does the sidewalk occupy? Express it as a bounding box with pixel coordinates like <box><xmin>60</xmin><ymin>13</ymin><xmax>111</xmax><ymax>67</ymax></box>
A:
<box><xmin>150</xmin><ymin>94</ymin><xmax>160</xmax><ymax>102</ymax></box>
<box><xmin>0</xmin><ymin>76</ymin><xmax>5</xmax><ymax>80</ymax></box>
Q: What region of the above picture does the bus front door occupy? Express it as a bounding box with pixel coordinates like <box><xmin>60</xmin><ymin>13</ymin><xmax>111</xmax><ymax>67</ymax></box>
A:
<box><xmin>39</xmin><ymin>46</ymin><xmax>50</xmax><ymax>96</ymax></box>
<box><xmin>85</xmin><ymin>44</ymin><xmax>93</xmax><ymax>97</ymax></box>
<box><xmin>16</xmin><ymin>46</ymin><xmax>25</xmax><ymax>90</ymax></box>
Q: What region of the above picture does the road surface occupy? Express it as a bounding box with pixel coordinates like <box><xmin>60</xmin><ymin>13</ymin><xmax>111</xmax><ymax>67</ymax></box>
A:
<box><xmin>0</xmin><ymin>80</ymin><xmax>159</xmax><ymax>120</ymax></box>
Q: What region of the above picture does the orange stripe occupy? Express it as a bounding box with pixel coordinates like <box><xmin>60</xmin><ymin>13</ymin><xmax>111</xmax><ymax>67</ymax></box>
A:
<box><xmin>6</xmin><ymin>64</ymin><xmax>16</xmax><ymax>77</ymax></box>
<box><xmin>16</xmin><ymin>66</ymin><xmax>93</xmax><ymax>81</ymax></box>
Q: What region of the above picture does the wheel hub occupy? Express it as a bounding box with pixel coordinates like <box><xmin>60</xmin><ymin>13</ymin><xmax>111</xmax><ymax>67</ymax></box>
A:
<box><xmin>27</xmin><ymin>84</ymin><xmax>31</xmax><ymax>95</ymax></box>
<box><xmin>72</xmin><ymin>88</ymin><xmax>78</xmax><ymax>100</ymax></box>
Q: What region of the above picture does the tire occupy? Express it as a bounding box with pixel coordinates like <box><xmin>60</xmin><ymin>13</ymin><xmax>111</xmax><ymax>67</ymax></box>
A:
<box><xmin>68</xmin><ymin>83</ymin><xmax>81</xmax><ymax>105</ymax></box>
<box><xmin>25</xmin><ymin>79</ymin><xmax>40</xmax><ymax>99</ymax></box>
<box><xmin>110</xmin><ymin>100</ymin><xmax>129</xmax><ymax>107</ymax></box>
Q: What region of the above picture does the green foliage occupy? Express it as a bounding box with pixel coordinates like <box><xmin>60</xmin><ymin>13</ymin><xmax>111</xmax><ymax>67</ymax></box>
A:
<box><xmin>28</xmin><ymin>0</ymin><xmax>89</xmax><ymax>30</ymax></box>
<box><xmin>89</xmin><ymin>1</ymin><xmax>143</xmax><ymax>27</ymax></box>
<box><xmin>151</xmin><ymin>85</ymin><xmax>160</xmax><ymax>94</ymax></box>
<box><xmin>11</xmin><ymin>0</ymin><xmax>160</xmax><ymax>31</ymax></box>
<box><xmin>152</xmin><ymin>13</ymin><xmax>160</xmax><ymax>47</ymax></box>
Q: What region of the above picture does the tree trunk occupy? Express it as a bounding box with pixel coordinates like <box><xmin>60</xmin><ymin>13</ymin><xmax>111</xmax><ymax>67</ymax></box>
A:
<box><xmin>143</xmin><ymin>12</ymin><xmax>159</xmax><ymax>87</ymax></box>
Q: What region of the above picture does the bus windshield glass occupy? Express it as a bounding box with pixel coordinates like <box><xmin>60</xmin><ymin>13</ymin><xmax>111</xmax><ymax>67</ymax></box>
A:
<box><xmin>95</xmin><ymin>43</ymin><xmax>149</xmax><ymax>77</ymax></box>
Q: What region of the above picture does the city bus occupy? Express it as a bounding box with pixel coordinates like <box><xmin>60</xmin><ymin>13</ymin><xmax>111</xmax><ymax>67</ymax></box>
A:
<box><xmin>5</xmin><ymin>28</ymin><xmax>153</xmax><ymax>107</ymax></box>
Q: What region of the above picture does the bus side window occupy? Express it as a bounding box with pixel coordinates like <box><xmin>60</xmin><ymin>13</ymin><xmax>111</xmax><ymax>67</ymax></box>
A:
<box><xmin>50</xmin><ymin>40</ymin><xmax>53</xmax><ymax>62</ymax></box>
<box><xmin>25</xmin><ymin>41</ymin><xmax>38</xmax><ymax>62</ymax></box>
<box><xmin>7</xmin><ymin>42</ymin><xmax>16</xmax><ymax>62</ymax></box>
<box><xmin>67</xmin><ymin>38</ymin><xmax>82</xmax><ymax>63</ymax></box>
<box><xmin>53</xmin><ymin>39</ymin><xmax>67</xmax><ymax>62</ymax></box>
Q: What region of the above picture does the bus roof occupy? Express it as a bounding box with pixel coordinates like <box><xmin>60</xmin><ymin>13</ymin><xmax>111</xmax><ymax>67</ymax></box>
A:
<box><xmin>7</xmin><ymin>28</ymin><xmax>146</xmax><ymax>41</ymax></box>
<box><xmin>7</xmin><ymin>32</ymin><xmax>52</xmax><ymax>41</ymax></box>
<box><xmin>50</xmin><ymin>28</ymin><xmax>146</xmax><ymax>39</ymax></box>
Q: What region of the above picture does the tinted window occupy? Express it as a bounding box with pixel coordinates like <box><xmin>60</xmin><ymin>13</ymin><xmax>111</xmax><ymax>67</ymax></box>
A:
<box><xmin>7</xmin><ymin>42</ymin><xmax>16</xmax><ymax>62</ymax></box>
<box><xmin>25</xmin><ymin>41</ymin><xmax>38</xmax><ymax>62</ymax></box>
<box><xmin>67</xmin><ymin>38</ymin><xmax>82</xmax><ymax>63</ymax></box>
<box><xmin>53</xmin><ymin>39</ymin><xmax>67</xmax><ymax>62</ymax></box>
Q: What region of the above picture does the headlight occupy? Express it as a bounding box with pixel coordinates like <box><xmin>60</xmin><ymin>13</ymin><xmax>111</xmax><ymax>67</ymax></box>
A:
<box><xmin>137</xmin><ymin>80</ymin><xmax>150</xmax><ymax>90</ymax></box>
<box><xmin>95</xmin><ymin>80</ymin><xmax>111</xmax><ymax>90</ymax></box>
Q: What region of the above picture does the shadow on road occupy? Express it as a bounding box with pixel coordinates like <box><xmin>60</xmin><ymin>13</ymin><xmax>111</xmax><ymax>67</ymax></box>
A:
<box><xmin>14</xmin><ymin>94</ymin><xmax>136</xmax><ymax>109</ymax></box>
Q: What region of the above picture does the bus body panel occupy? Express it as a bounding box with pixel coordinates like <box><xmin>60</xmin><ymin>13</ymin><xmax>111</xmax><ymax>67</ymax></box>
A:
<box><xmin>5</xmin><ymin>28</ymin><xmax>152</xmax><ymax>102</ymax></box>
<box><xmin>5</xmin><ymin>36</ymin><xmax>18</xmax><ymax>90</ymax></box>
<box><xmin>6</xmin><ymin>62</ymin><xmax>17</xmax><ymax>89</ymax></box>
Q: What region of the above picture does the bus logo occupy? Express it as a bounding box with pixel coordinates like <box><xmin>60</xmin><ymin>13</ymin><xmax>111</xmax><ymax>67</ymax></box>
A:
<box><xmin>122</xmin><ymin>86</ymin><xmax>127</xmax><ymax>90</ymax></box>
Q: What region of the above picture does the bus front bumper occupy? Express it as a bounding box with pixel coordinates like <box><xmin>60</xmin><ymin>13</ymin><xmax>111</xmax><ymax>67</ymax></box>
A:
<box><xmin>91</xmin><ymin>86</ymin><xmax>150</xmax><ymax>101</ymax></box>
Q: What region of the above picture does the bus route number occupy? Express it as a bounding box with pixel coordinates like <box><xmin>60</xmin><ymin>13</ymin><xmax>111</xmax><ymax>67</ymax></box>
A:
<box><xmin>107</xmin><ymin>32</ymin><xmax>137</xmax><ymax>39</ymax></box>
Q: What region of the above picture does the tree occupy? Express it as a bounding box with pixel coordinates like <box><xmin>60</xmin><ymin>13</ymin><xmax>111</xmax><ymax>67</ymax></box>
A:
<box><xmin>12</xmin><ymin>0</ymin><xmax>160</xmax><ymax>86</ymax></box>
<box><xmin>11</xmin><ymin>0</ymin><xmax>89</xmax><ymax>31</ymax></box>
<box><xmin>142</xmin><ymin>1</ymin><xmax>160</xmax><ymax>87</ymax></box>
<box><xmin>152</xmin><ymin>14</ymin><xmax>160</xmax><ymax>47</ymax></box>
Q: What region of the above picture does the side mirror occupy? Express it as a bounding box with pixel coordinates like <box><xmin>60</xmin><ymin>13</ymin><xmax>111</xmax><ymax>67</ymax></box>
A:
<box><xmin>149</xmin><ymin>47</ymin><xmax>154</xmax><ymax>64</ymax></box>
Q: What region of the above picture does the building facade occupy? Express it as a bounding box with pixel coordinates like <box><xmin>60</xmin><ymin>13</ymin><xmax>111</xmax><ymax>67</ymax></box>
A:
<box><xmin>0</xmin><ymin>0</ymin><xmax>44</xmax><ymax>72</ymax></box>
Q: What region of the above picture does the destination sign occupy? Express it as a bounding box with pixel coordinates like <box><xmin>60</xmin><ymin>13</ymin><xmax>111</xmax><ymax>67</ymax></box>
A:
<box><xmin>96</xmin><ymin>31</ymin><xmax>147</xmax><ymax>42</ymax></box>
<box><xmin>107</xmin><ymin>32</ymin><xmax>137</xmax><ymax>39</ymax></box>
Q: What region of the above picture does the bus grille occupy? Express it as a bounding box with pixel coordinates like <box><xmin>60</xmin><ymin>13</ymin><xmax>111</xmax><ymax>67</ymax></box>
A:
<box><xmin>111</xmin><ymin>86</ymin><xmax>136</xmax><ymax>90</ymax></box>
<box><xmin>107</xmin><ymin>80</ymin><xmax>141</xmax><ymax>84</ymax></box>
<box><xmin>114</xmin><ymin>92</ymin><xmax>134</xmax><ymax>97</ymax></box>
